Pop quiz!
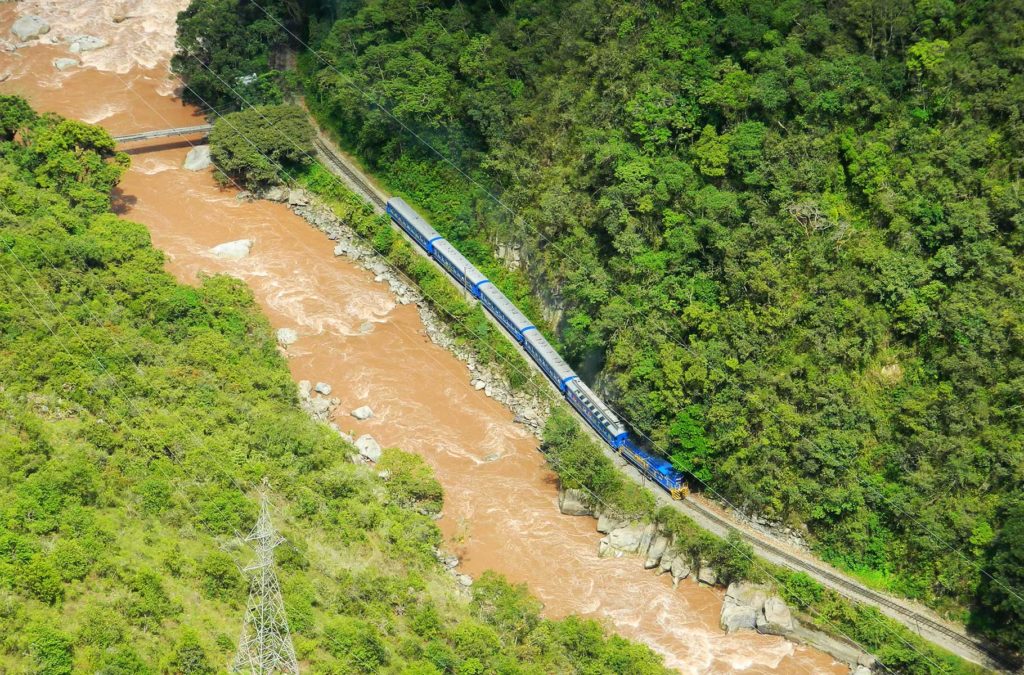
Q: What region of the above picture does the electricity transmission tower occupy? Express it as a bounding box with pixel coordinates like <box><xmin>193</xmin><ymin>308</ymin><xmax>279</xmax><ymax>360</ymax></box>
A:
<box><xmin>232</xmin><ymin>480</ymin><xmax>299</xmax><ymax>675</ymax></box>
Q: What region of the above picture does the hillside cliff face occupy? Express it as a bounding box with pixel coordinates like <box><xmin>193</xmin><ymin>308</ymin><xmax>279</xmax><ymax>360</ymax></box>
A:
<box><xmin>293</xmin><ymin>0</ymin><xmax>1024</xmax><ymax>648</ymax></box>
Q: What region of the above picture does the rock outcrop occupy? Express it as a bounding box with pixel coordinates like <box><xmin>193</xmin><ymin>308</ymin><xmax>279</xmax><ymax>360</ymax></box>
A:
<box><xmin>557</xmin><ymin>488</ymin><xmax>592</xmax><ymax>516</ymax></box>
<box><xmin>355</xmin><ymin>434</ymin><xmax>382</xmax><ymax>462</ymax></box>
<box><xmin>720</xmin><ymin>582</ymin><xmax>794</xmax><ymax>636</ymax></box>
<box><xmin>210</xmin><ymin>238</ymin><xmax>253</xmax><ymax>260</ymax></box>
<box><xmin>757</xmin><ymin>596</ymin><xmax>794</xmax><ymax>636</ymax></box>
<box><xmin>11</xmin><ymin>16</ymin><xmax>50</xmax><ymax>41</ymax></box>
<box><xmin>183</xmin><ymin>145</ymin><xmax>212</xmax><ymax>171</ymax></box>
<box><xmin>697</xmin><ymin>564</ymin><xmax>718</xmax><ymax>586</ymax></box>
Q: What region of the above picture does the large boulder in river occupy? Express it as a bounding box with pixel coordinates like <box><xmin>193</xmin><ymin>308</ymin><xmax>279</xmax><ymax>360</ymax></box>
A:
<box><xmin>557</xmin><ymin>488</ymin><xmax>592</xmax><ymax>516</ymax></box>
<box><xmin>355</xmin><ymin>435</ymin><xmax>382</xmax><ymax>462</ymax></box>
<box><xmin>68</xmin><ymin>35</ymin><xmax>108</xmax><ymax>53</ymax></box>
<box><xmin>210</xmin><ymin>238</ymin><xmax>253</xmax><ymax>260</ymax></box>
<box><xmin>721</xmin><ymin>600</ymin><xmax>758</xmax><ymax>633</ymax></box>
<box><xmin>644</xmin><ymin>534</ymin><xmax>670</xmax><ymax>569</ymax></box>
<box><xmin>11</xmin><ymin>16</ymin><xmax>50</xmax><ymax>41</ymax></box>
<box><xmin>596</xmin><ymin>512</ymin><xmax>624</xmax><ymax>534</ymax></box>
<box><xmin>183</xmin><ymin>145</ymin><xmax>212</xmax><ymax>171</ymax></box>
<box><xmin>670</xmin><ymin>556</ymin><xmax>691</xmax><ymax>585</ymax></box>
<box><xmin>756</xmin><ymin>596</ymin><xmax>795</xmax><ymax>635</ymax></box>
<box><xmin>351</xmin><ymin>405</ymin><xmax>373</xmax><ymax>421</ymax></box>
<box><xmin>721</xmin><ymin>582</ymin><xmax>767</xmax><ymax>633</ymax></box>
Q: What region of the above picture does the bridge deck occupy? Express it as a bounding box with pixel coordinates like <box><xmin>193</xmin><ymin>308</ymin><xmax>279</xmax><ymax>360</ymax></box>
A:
<box><xmin>113</xmin><ymin>124</ymin><xmax>213</xmax><ymax>144</ymax></box>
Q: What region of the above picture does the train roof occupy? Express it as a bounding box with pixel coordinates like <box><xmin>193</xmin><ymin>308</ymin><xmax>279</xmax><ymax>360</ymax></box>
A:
<box><xmin>479</xmin><ymin>283</ymin><xmax>533</xmax><ymax>330</ymax></box>
<box><xmin>432</xmin><ymin>240</ymin><xmax>489</xmax><ymax>286</ymax></box>
<box><xmin>387</xmin><ymin>197</ymin><xmax>442</xmax><ymax>241</ymax></box>
<box><xmin>524</xmin><ymin>330</ymin><xmax>576</xmax><ymax>382</ymax></box>
<box><xmin>566</xmin><ymin>378</ymin><xmax>627</xmax><ymax>437</ymax></box>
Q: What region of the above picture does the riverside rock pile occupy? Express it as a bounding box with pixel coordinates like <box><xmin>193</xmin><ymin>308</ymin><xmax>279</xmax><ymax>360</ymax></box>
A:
<box><xmin>264</xmin><ymin>186</ymin><xmax>550</xmax><ymax>436</ymax></box>
<box><xmin>556</xmin><ymin>485</ymin><xmax>876</xmax><ymax>672</ymax></box>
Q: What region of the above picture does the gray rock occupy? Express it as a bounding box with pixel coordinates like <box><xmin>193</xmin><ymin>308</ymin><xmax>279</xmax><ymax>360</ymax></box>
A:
<box><xmin>183</xmin><ymin>145</ymin><xmax>212</xmax><ymax>171</ymax></box>
<box><xmin>297</xmin><ymin>380</ymin><xmax>312</xmax><ymax>399</ymax></box>
<box><xmin>209</xmin><ymin>238</ymin><xmax>253</xmax><ymax>260</ymax></box>
<box><xmin>721</xmin><ymin>601</ymin><xmax>758</xmax><ymax>633</ymax></box>
<box><xmin>68</xmin><ymin>35</ymin><xmax>108</xmax><ymax>53</ymax></box>
<box><xmin>53</xmin><ymin>58</ymin><xmax>79</xmax><ymax>71</ymax></box>
<box><xmin>557</xmin><ymin>488</ymin><xmax>592</xmax><ymax>517</ymax></box>
<box><xmin>596</xmin><ymin>512</ymin><xmax>624</xmax><ymax>534</ymax></box>
<box><xmin>607</xmin><ymin>523</ymin><xmax>646</xmax><ymax>554</ymax></box>
<box><xmin>276</xmin><ymin>327</ymin><xmax>298</xmax><ymax>346</ymax></box>
<box><xmin>11</xmin><ymin>16</ymin><xmax>50</xmax><ymax>41</ymax></box>
<box><xmin>659</xmin><ymin>554</ymin><xmax>676</xmax><ymax>574</ymax></box>
<box><xmin>670</xmin><ymin>556</ymin><xmax>690</xmax><ymax>583</ymax></box>
<box><xmin>314</xmin><ymin>382</ymin><xmax>332</xmax><ymax>396</ymax></box>
<box><xmin>757</xmin><ymin>596</ymin><xmax>794</xmax><ymax>636</ymax></box>
<box><xmin>457</xmin><ymin>574</ymin><xmax>473</xmax><ymax>587</ymax></box>
<box><xmin>473</xmin><ymin>380</ymin><xmax>487</xmax><ymax>391</ymax></box>
<box><xmin>725</xmin><ymin>582</ymin><xmax>768</xmax><ymax>614</ymax></box>
<box><xmin>309</xmin><ymin>397</ymin><xmax>331</xmax><ymax>416</ymax></box>
<box><xmin>697</xmin><ymin>565</ymin><xmax>718</xmax><ymax>586</ymax></box>
<box><xmin>597</xmin><ymin>537</ymin><xmax>622</xmax><ymax>558</ymax></box>
<box><xmin>355</xmin><ymin>435</ymin><xmax>382</xmax><ymax>462</ymax></box>
<box><xmin>264</xmin><ymin>186</ymin><xmax>288</xmax><ymax>202</ymax></box>
<box><xmin>644</xmin><ymin>535</ymin><xmax>670</xmax><ymax>569</ymax></box>
<box><xmin>852</xmin><ymin>667</ymin><xmax>871</xmax><ymax>675</ymax></box>
<box><xmin>287</xmin><ymin>189</ymin><xmax>308</xmax><ymax>206</ymax></box>
<box><xmin>351</xmin><ymin>405</ymin><xmax>373</xmax><ymax>421</ymax></box>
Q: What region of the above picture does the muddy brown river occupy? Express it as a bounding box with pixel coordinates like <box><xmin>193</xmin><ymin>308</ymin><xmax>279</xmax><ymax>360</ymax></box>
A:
<box><xmin>0</xmin><ymin>3</ymin><xmax>845</xmax><ymax>672</ymax></box>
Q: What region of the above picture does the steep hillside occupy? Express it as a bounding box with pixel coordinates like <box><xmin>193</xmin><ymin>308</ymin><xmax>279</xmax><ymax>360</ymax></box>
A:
<box><xmin>292</xmin><ymin>0</ymin><xmax>1024</xmax><ymax>650</ymax></box>
<box><xmin>0</xmin><ymin>96</ymin><xmax>671</xmax><ymax>673</ymax></box>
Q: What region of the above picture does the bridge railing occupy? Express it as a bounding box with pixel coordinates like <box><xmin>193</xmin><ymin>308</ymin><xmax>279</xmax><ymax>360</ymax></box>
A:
<box><xmin>112</xmin><ymin>124</ymin><xmax>214</xmax><ymax>144</ymax></box>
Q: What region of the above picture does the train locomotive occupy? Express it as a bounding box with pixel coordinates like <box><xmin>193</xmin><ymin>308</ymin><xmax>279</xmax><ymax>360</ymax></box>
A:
<box><xmin>386</xmin><ymin>197</ymin><xmax>688</xmax><ymax>500</ymax></box>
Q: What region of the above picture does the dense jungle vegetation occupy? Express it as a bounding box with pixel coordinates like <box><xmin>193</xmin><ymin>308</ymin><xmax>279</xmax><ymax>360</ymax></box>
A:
<box><xmin>173</xmin><ymin>0</ymin><xmax>1024</xmax><ymax>654</ymax></box>
<box><xmin>0</xmin><ymin>96</ymin><xmax>675</xmax><ymax>673</ymax></box>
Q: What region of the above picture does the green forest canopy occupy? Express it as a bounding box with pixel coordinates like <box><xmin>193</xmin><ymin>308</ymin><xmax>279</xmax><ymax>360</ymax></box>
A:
<box><xmin>172</xmin><ymin>0</ymin><xmax>1024</xmax><ymax>654</ymax></box>
<box><xmin>0</xmin><ymin>96</ymin><xmax>672</xmax><ymax>673</ymax></box>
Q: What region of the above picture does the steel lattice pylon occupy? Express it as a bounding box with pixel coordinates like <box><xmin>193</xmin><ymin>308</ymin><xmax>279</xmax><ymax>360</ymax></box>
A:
<box><xmin>232</xmin><ymin>481</ymin><xmax>299</xmax><ymax>675</ymax></box>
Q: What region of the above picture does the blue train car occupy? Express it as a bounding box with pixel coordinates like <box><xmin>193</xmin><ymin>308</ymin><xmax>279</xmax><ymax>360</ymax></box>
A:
<box><xmin>382</xmin><ymin>196</ymin><xmax>689</xmax><ymax>500</ymax></box>
<box><xmin>622</xmin><ymin>440</ymin><xmax>687</xmax><ymax>499</ymax></box>
<box><xmin>432</xmin><ymin>240</ymin><xmax>490</xmax><ymax>297</ymax></box>
<box><xmin>479</xmin><ymin>283</ymin><xmax>534</xmax><ymax>342</ymax></box>
<box><xmin>387</xmin><ymin>197</ymin><xmax>443</xmax><ymax>253</ymax></box>
<box><xmin>565</xmin><ymin>379</ymin><xmax>628</xmax><ymax>447</ymax></box>
<box><xmin>523</xmin><ymin>330</ymin><xmax>576</xmax><ymax>390</ymax></box>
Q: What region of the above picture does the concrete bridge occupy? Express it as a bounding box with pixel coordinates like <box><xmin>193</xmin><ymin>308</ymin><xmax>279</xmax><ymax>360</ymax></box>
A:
<box><xmin>112</xmin><ymin>124</ymin><xmax>213</xmax><ymax>144</ymax></box>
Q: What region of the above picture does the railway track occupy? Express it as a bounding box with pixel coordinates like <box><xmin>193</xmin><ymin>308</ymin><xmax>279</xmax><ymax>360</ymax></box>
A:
<box><xmin>314</xmin><ymin>138</ymin><xmax>386</xmax><ymax>210</ymax></box>
<box><xmin>679</xmin><ymin>496</ymin><xmax>1003</xmax><ymax>665</ymax></box>
<box><xmin>311</xmin><ymin>133</ymin><xmax>1015</xmax><ymax>673</ymax></box>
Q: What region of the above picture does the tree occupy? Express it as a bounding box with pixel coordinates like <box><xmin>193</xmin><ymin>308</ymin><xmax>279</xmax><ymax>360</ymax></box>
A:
<box><xmin>0</xmin><ymin>95</ymin><xmax>37</xmax><ymax>142</ymax></box>
<box><xmin>974</xmin><ymin>500</ymin><xmax>1024</xmax><ymax>651</ymax></box>
<box><xmin>208</xmin><ymin>104</ymin><xmax>314</xmax><ymax>187</ymax></box>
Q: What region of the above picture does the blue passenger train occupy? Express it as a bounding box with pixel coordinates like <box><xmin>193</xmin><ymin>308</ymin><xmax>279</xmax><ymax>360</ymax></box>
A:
<box><xmin>386</xmin><ymin>197</ymin><xmax>688</xmax><ymax>499</ymax></box>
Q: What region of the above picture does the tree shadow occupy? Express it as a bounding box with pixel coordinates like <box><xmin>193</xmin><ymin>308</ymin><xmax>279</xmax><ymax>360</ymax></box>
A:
<box><xmin>109</xmin><ymin>187</ymin><xmax>137</xmax><ymax>215</ymax></box>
